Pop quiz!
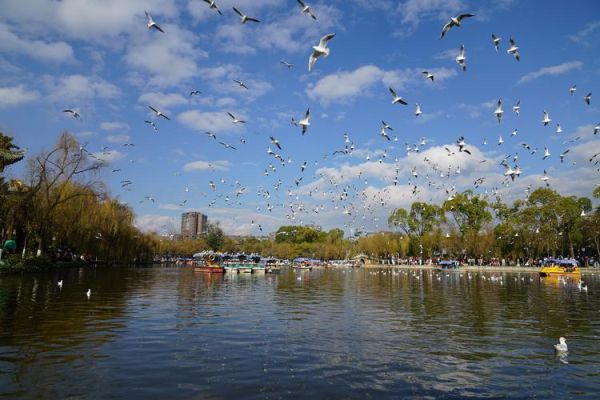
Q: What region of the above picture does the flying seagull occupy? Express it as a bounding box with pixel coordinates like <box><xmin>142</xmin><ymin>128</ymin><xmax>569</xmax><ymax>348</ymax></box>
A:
<box><xmin>584</xmin><ymin>92</ymin><xmax>592</xmax><ymax>105</ymax></box>
<box><xmin>388</xmin><ymin>87</ymin><xmax>408</xmax><ymax>105</ymax></box>
<box><xmin>270</xmin><ymin>136</ymin><xmax>282</xmax><ymax>150</ymax></box>
<box><xmin>280</xmin><ymin>60</ymin><xmax>295</xmax><ymax>68</ymax></box>
<box><xmin>542</xmin><ymin>110</ymin><xmax>551</xmax><ymax>126</ymax></box>
<box><xmin>203</xmin><ymin>0</ymin><xmax>223</xmax><ymax>15</ymax></box>
<box><xmin>297</xmin><ymin>0</ymin><xmax>317</xmax><ymax>20</ymax></box>
<box><xmin>492</xmin><ymin>34</ymin><xmax>501</xmax><ymax>52</ymax></box>
<box><xmin>233</xmin><ymin>79</ymin><xmax>248</xmax><ymax>90</ymax></box>
<box><xmin>415</xmin><ymin>103</ymin><xmax>422</xmax><ymax>116</ymax></box>
<box><xmin>455</xmin><ymin>44</ymin><xmax>467</xmax><ymax>71</ymax></box>
<box><xmin>513</xmin><ymin>100</ymin><xmax>520</xmax><ymax>115</ymax></box>
<box><xmin>145</xmin><ymin>11</ymin><xmax>164</xmax><ymax>33</ymax></box>
<box><xmin>569</xmin><ymin>85</ymin><xmax>576</xmax><ymax>96</ymax></box>
<box><xmin>308</xmin><ymin>33</ymin><xmax>335</xmax><ymax>72</ymax></box>
<box><xmin>227</xmin><ymin>112</ymin><xmax>246</xmax><ymax>124</ymax></box>
<box><xmin>507</xmin><ymin>37</ymin><xmax>520</xmax><ymax>61</ymax></box>
<box><xmin>422</xmin><ymin>71</ymin><xmax>434</xmax><ymax>82</ymax></box>
<box><xmin>298</xmin><ymin>108</ymin><xmax>311</xmax><ymax>135</ymax></box>
<box><xmin>144</xmin><ymin>120</ymin><xmax>158</xmax><ymax>132</ymax></box>
<box><xmin>440</xmin><ymin>13</ymin><xmax>475</xmax><ymax>39</ymax></box>
<box><xmin>232</xmin><ymin>7</ymin><xmax>260</xmax><ymax>24</ymax></box>
<box><xmin>594</xmin><ymin>122</ymin><xmax>600</xmax><ymax>135</ymax></box>
<box><xmin>219</xmin><ymin>141</ymin><xmax>237</xmax><ymax>150</ymax></box>
<box><xmin>543</xmin><ymin>146</ymin><xmax>550</xmax><ymax>160</ymax></box>
<box><xmin>190</xmin><ymin>90</ymin><xmax>201</xmax><ymax>96</ymax></box>
<box><xmin>148</xmin><ymin>105</ymin><xmax>170</xmax><ymax>120</ymax></box>
<box><xmin>494</xmin><ymin>99</ymin><xmax>503</xmax><ymax>124</ymax></box>
<box><xmin>63</xmin><ymin>109</ymin><xmax>81</xmax><ymax>119</ymax></box>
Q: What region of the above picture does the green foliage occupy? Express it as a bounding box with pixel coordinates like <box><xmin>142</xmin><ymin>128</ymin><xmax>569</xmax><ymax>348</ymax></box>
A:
<box><xmin>205</xmin><ymin>222</ymin><xmax>225</xmax><ymax>251</ymax></box>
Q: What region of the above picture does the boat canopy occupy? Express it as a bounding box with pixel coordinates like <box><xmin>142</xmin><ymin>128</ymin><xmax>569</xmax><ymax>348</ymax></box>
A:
<box><xmin>544</xmin><ymin>258</ymin><xmax>579</xmax><ymax>266</ymax></box>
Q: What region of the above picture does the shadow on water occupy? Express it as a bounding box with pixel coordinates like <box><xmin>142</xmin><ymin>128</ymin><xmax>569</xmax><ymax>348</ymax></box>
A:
<box><xmin>0</xmin><ymin>266</ymin><xmax>599</xmax><ymax>399</ymax></box>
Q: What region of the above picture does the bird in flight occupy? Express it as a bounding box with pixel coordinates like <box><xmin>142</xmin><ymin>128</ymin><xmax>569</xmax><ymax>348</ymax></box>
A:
<box><xmin>297</xmin><ymin>0</ymin><xmax>317</xmax><ymax>20</ymax></box>
<box><xmin>145</xmin><ymin>11</ymin><xmax>164</xmax><ymax>33</ymax></box>
<box><xmin>233</xmin><ymin>7</ymin><xmax>260</xmax><ymax>24</ymax></box>
<box><xmin>388</xmin><ymin>87</ymin><xmax>408</xmax><ymax>105</ymax></box>
<box><xmin>203</xmin><ymin>0</ymin><xmax>222</xmax><ymax>15</ymax></box>
<box><xmin>63</xmin><ymin>109</ymin><xmax>81</xmax><ymax>119</ymax></box>
<box><xmin>148</xmin><ymin>105</ymin><xmax>170</xmax><ymax>120</ymax></box>
<box><xmin>422</xmin><ymin>71</ymin><xmax>434</xmax><ymax>82</ymax></box>
<box><xmin>280</xmin><ymin>60</ymin><xmax>295</xmax><ymax>69</ymax></box>
<box><xmin>227</xmin><ymin>112</ymin><xmax>246</xmax><ymax>124</ymax></box>
<box><xmin>190</xmin><ymin>90</ymin><xmax>201</xmax><ymax>96</ymax></box>
<box><xmin>298</xmin><ymin>109</ymin><xmax>311</xmax><ymax>135</ymax></box>
<box><xmin>455</xmin><ymin>44</ymin><xmax>467</xmax><ymax>71</ymax></box>
<box><xmin>308</xmin><ymin>33</ymin><xmax>335</xmax><ymax>72</ymax></box>
<box><xmin>144</xmin><ymin>120</ymin><xmax>158</xmax><ymax>132</ymax></box>
<box><xmin>507</xmin><ymin>37</ymin><xmax>520</xmax><ymax>61</ymax></box>
<box><xmin>492</xmin><ymin>34</ymin><xmax>501</xmax><ymax>52</ymax></box>
<box><xmin>233</xmin><ymin>79</ymin><xmax>249</xmax><ymax>90</ymax></box>
<box><xmin>440</xmin><ymin>13</ymin><xmax>475</xmax><ymax>39</ymax></box>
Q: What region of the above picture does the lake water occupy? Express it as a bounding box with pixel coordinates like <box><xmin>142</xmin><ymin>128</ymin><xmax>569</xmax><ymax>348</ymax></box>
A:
<box><xmin>1</xmin><ymin>266</ymin><xmax>599</xmax><ymax>399</ymax></box>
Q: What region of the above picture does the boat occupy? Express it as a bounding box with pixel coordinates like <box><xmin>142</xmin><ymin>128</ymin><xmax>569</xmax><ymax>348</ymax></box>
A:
<box><xmin>437</xmin><ymin>260</ymin><xmax>460</xmax><ymax>270</ymax></box>
<box><xmin>539</xmin><ymin>258</ymin><xmax>581</xmax><ymax>277</ymax></box>
<box><xmin>193</xmin><ymin>253</ymin><xmax>225</xmax><ymax>273</ymax></box>
<box><xmin>292</xmin><ymin>258</ymin><xmax>321</xmax><ymax>270</ymax></box>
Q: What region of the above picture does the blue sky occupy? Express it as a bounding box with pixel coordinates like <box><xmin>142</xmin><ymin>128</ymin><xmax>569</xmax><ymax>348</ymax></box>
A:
<box><xmin>1</xmin><ymin>0</ymin><xmax>599</xmax><ymax>236</ymax></box>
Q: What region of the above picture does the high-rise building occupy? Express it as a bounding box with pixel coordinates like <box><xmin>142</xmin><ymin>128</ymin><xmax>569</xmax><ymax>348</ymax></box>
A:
<box><xmin>181</xmin><ymin>212</ymin><xmax>208</xmax><ymax>238</ymax></box>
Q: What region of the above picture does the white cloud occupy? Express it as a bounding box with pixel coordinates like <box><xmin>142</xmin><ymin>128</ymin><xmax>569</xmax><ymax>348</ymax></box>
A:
<box><xmin>43</xmin><ymin>74</ymin><xmax>121</xmax><ymax>102</ymax></box>
<box><xmin>517</xmin><ymin>61</ymin><xmax>583</xmax><ymax>84</ymax></box>
<box><xmin>101</xmin><ymin>121</ymin><xmax>130</xmax><ymax>131</ymax></box>
<box><xmin>106</xmin><ymin>134</ymin><xmax>131</xmax><ymax>144</ymax></box>
<box><xmin>306</xmin><ymin>65</ymin><xmax>457</xmax><ymax>105</ymax></box>
<box><xmin>135</xmin><ymin>214</ymin><xmax>177</xmax><ymax>234</ymax></box>
<box><xmin>0</xmin><ymin>85</ymin><xmax>39</xmax><ymax>107</ymax></box>
<box><xmin>183</xmin><ymin>160</ymin><xmax>231</xmax><ymax>172</ymax></box>
<box><xmin>0</xmin><ymin>23</ymin><xmax>75</xmax><ymax>64</ymax></box>
<box><xmin>177</xmin><ymin>110</ymin><xmax>247</xmax><ymax>134</ymax></box>
<box><xmin>197</xmin><ymin>64</ymin><xmax>272</xmax><ymax>101</ymax></box>
<box><xmin>568</xmin><ymin>20</ymin><xmax>600</xmax><ymax>47</ymax></box>
<box><xmin>124</xmin><ymin>25</ymin><xmax>206</xmax><ymax>87</ymax></box>
<box><xmin>394</xmin><ymin>0</ymin><xmax>464</xmax><ymax>36</ymax></box>
<box><xmin>138</xmin><ymin>91</ymin><xmax>189</xmax><ymax>111</ymax></box>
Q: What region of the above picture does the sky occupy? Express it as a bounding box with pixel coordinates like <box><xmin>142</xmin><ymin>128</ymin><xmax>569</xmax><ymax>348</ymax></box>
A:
<box><xmin>1</xmin><ymin>0</ymin><xmax>599</xmax><ymax>237</ymax></box>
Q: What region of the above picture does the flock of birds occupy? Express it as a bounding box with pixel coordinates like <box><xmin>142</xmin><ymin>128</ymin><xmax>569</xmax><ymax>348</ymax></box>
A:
<box><xmin>58</xmin><ymin>4</ymin><xmax>599</xmax><ymax>236</ymax></box>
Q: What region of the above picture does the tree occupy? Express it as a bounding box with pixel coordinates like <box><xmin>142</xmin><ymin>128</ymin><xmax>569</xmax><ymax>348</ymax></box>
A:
<box><xmin>205</xmin><ymin>222</ymin><xmax>224</xmax><ymax>251</ymax></box>
<box><xmin>442</xmin><ymin>191</ymin><xmax>492</xmax><ymax>257</ymax></box>
<box><xmin>0</xmin><ymin>133</ymin><xmax>25</xmax><ymax>173</ymax></box>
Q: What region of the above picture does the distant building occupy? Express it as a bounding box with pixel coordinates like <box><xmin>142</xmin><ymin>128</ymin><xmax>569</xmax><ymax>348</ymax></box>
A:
<box><xmin>181</xmin><ymin>212</ymin><xmax>208</xmax><ymax>238</ymax></box>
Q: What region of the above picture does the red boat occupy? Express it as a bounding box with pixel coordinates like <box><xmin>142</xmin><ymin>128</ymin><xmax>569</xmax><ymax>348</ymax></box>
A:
<box><xmin>193</xmin><ymin>253</ymin><xmax>225</xmax><ymax>273</ymax></box>
<box><xmin>194</xmin><ymin>265</ymin><xmax>225</xmax><ymax>273</ymax></box>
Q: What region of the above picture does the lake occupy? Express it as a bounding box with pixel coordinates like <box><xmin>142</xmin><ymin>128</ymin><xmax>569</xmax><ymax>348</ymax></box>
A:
<box><xmin>1</xmin><ymin>266</ymin><xmax>599</xmax><ymax>399</ymax></box>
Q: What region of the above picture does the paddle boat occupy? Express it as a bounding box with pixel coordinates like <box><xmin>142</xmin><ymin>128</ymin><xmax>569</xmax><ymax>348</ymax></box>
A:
<box><xmin>193</xmin><ymin>253</ymin><xmax>225</xmax><ymax>274</ymax></box>
<box><xmin>539</xmin><ymin>258</ymin><xmax>580</xmax><ymax>277</ymax></box>
<box><xmin>437</xmin><ymin>260</ymin><xmax>460</xmax><ymax>270</ymax></box>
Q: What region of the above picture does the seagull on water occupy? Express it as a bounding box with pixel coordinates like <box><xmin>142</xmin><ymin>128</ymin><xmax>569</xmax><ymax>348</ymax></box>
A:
<box><xmin>440</xmin><ymin>13</ymin><xmax>475</xmax><ymax>39</ymax></box>
<box><xmin>148</xmin><ymin>105</ymin><xmax>170</xmax><ymax>120</ymax></box>
<box><xmin>203</xmin><ymin>0</ymin><xmax>223</xmax><ymax>15</ymax></box>
<box><xmin>455</xmin><ymin>44</ymin><xmax>467</xmax><ymax>71</ymax></box>
<box><xmin>308</xmin><ymin>33</ymin><xmax>335</xmax><ymax>72</ymax></box>
<box><xmin>86</xmin><ymin>288</ymin><xmax>91</xmax><ymax>299</ymax></box>
<box><xmin>388</xmin><ymin>87</ymin><xmax>408</xmax><ymax>105</ymax></box>
<box><xmin>297</xmin><ymin>0</ymin><xmax>317</xmax><ymax>20</ymax></box>
<box><xmin>298</xmin><ymin>108</ymin><xmax>311</xmax><ymax>134</ymax></box>
<box><xmin>145</xmin><ymin>11</ymin><xmax>164</xmax><ymax>33</ymax></box>
<box><xmin>58</xmin><ymin>280</ymin><xmax>63</xmax><ymax>288</ymax></box>
<box><xmin>227</xmin><ymin>112</ymin><xmax>246</xmax><ymax>124</ymax></box>
<box><xmin>494</xmin><ymin>99</ymin><xmax>503</xmax><ymax>124</ymax></box>
<box><xmin>492</xmin><ymin>34</ymin><xmax>501</xmax><ymax>52</ymax></box>
<box><xmin>507</xmin><ymin>37</ymin><xmax>520</xmax><ymax>60</ymax></box>
<box><xmin>542</xmin><ymin>110</ymin><xmax>551</xmax><ymax>126</ymax></box>
<box><xmin>232</xmin><ymin>7</ymin><xmax>260</xmax><ymax>24</ymax></box>
<box><xmin>554</xmin><ymin>337</ymin><xmax>568</xmax><ymax>353</ymax></box>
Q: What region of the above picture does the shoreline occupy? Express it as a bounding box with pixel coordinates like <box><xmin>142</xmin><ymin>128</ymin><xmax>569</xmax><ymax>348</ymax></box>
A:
<box><xmin>362</xmin><ymin>264</ymin><xmax>600</xmax><ymax>274</ymax></box>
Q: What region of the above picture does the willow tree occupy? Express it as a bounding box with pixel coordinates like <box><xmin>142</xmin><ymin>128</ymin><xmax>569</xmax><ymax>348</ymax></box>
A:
<box><xmin>25</xmin><ymin>132</ymin><xmax>105</xmax><ymax>254</ymax></box>
<box><xmin>442</xmin><ymin>191</ymin><xmax>492</xmax><ymax>257</ymax></box>
<box><xmin>389</xmin><ymin>201</ymin><xmax>441</xmax><ymax>258</ymax></box>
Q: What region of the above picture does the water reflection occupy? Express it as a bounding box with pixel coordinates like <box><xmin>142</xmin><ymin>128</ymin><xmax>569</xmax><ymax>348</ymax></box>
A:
<box><xmin>1</xmin><ymin>266</ymin><xmax>599</xmax><ymax>399</ymax></box>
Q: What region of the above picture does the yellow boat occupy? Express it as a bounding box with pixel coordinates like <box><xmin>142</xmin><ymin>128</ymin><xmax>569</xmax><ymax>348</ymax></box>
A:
<box><xmin>539</xmin><ymin>258</ymin><xmax>581</xmax><ymax>277</ymax></box>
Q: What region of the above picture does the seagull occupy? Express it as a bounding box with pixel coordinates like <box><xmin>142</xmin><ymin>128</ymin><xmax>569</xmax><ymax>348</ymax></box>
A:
<box><xmin>57</xmin><ymin>280</ymin><xmax>63</xmax><ymax>288</ymax></box>
<box><xmin>498</xmin><ymin>135</ymin><xmax>504</xmax><ymax>145</ymax></box>
<box><xmin>381</xmin><ymin>120</ymin><xmax>393</xmax><ymax>131</ymax></box>
<box><xmin>492</xmin><ymin>34</ymin><xmax>501</xmax><ymax>52</ymax></box>
<box><xmin>227</xmin><ymin>112</ymin><xmax>246</xmax><ymax>124</ymax></box>
<box><xmin>219</xmin><ymin>141</ymin><xmax>237</xmax><ymax>150</ymax></box>
<box><xmin>584</xmin><ymin>92</ymin><xmax>592</xmax><ymax>105</ymax></box>
<box><xmin>507</xmin><ymin>37</ymin><xmax>520</xmax><ymax>60</ymax></box>
<box><xmin>542</xmin><ymin>110</ymin><xmax>551</xmax><ymax>126</ymax></box>
<box><xmin>297</xmin><ymin>0</ymin><xmax>317</xmax><ymax>20</ymax></box>
<box><xmin>388</xmin><ymin>87</ymin><xmax>408</xmax><ymax>105</ymax></box>
<box><xmin>63</xmin><ymin>109</ymin><xmax>81</xmax><ymax>119</ymax></box>
<box><xmin>86</xmin><ymin>288</ymin><xmax>91</xmax><ymax>299</ymax></box>
<box><xmin>203</xmin><ymin>0</ymin><xmax>223</xmax><ymax>15</ymax></box>
<box><xmin>308</xmin><ymin>33</ymin><xmax>335</xmax><ymax>72</ymax></box>
<box><xmin>511</xmin><ymin>128</ymin><xmax>518</xmax><ymax>136</ymax></box>
<box><xmin>144</xmin><ymin>120</ymin><xmax>158</xmax><ymax>132</ymax></box>
<box><xmin>455</xmin><ymin>44</ymin><xmax>467</xmax><ymax>71</ymax></box>
<box><xmin>594</xmin><ymin>123</ymin><xmax>600</xmax><ymax>135</ymax></box>
<box><xmin>233</xmin><ymin>7</ymin><xmax>260</xmax><ymax>24</ymax></box>
<box><xmin>422</xmin><ymin>71</ymin><xmax>434</xmax><ymax>81</ymax></box>
<box><xmin>542</xmin><ymin>170</ymin><xmax>549</xmax><ymax>185</ymax></box>
<box><xmin>556</xmin><ymin>123</ymin><xmax>563</xmax><ymax>134</ymax></box>
<box><xmin>569</xmin><ymin>85</ymin><xmax>577</xmax><ymax>96</ymax></box>
<box><xmin>457</xmin><ymin>136</ymin><xmax>471</xmax><ymax>154</ymax></box>
<box><xmin>554</xmin><ymin>337</ymin><xmax>568</xmax><ymax>353</ymax></box>
<box><xmin>380</xmin><ymin>127</ymin><xmax>391</xmax><ymax>141</ymax></box>
<box><xmin>440</xmin><ymin>13</ymin><xmax>475</xmax><ymax>39</ymax></box>
<box><xmin>233</xmin><ymin>79</ymin><xmax>248</xmax><ymax>90</ymax></box>
<box><xmin>280</xmin><ymin>60</ymin><xmax>295</xmax><ymax>68</ymax></box>
<box><xmin>270</xmin><ymin>136</ymin><xmax>282</xmax><ymax>150</ymax></box>
<box><xmin>543</xmin><ymin>146</ymin><xmax>550</xmax><ymax>160</ymax></box>
<box><xmin>205</xmin><ymin>131</ymin><xmax>217</xmax><ymax>140</ymax></box>
<box><xmin>559</xmin><ymin>149</ymin><xmax>570</xmax><ymax>163</ymax></box>
<box><xmin>145</xmin><ymin>11</ymin><xmax>164</xmax><ymax>33</ymax></box>
<box><xmin>415</xmin><ymin>103</ymin><xmax>422</xmax><ymax>116</ymax></box>
<box><xmin>190</xmin><ymin>90</ymin><xmax>201</xmax><ymax>96</ymax></box>
<box><xmin>494</xmin><ymin>99</ymin><xmax>503</xmax><ymax>124</ymax></box>
<box><xmin>148</xmin><ymin>105</ymin><xmax>170</xmax><ymax>120</ymax></box>
<box><xmin>298</xmin><ymin>108</ymin><xmax>311</xmax><ymax>134</ymax></box>
<box><xmin>513</xmin><ymin>100</ymin><xmax>520</xmax><ymax>115</ymax></box>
